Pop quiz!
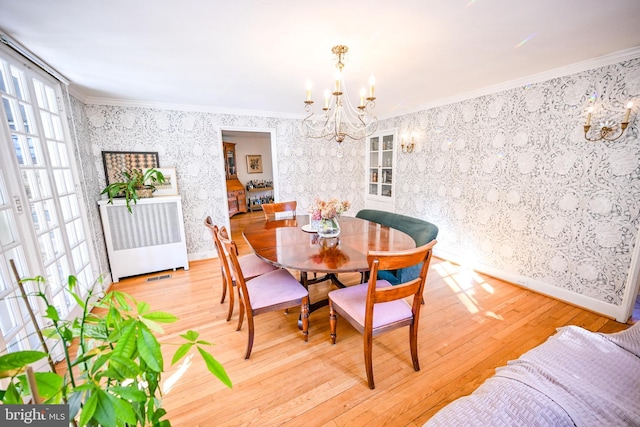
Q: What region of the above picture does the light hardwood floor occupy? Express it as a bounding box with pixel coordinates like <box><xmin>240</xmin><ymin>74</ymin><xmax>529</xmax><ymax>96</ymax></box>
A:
<box><xmin>110</xmin><ymin>211</ymin><xmax>629</xmax><ymax>426</ymax></box>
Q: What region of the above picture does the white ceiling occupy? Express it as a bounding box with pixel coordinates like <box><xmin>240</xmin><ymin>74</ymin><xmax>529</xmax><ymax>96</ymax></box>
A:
<box><xmin>1</xmin><ymin>0</ymin><xmax>640</xmax><ymax>119</ymax></box>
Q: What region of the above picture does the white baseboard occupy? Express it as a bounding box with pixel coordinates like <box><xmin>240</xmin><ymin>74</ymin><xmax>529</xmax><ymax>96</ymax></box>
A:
<box><xmin>433</xmin><ymin>248</ymin><xmax>626</xmax><ymax>323</ymax></box>
<box><xmin>189</xmin><ymin>250</ymin><xmax>218</xmax><ymax>261</ymax></box>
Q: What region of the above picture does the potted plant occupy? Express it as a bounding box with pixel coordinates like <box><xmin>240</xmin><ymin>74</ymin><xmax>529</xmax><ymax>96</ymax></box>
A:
<box><xmin>101</xmin><ymin>168</ymin><xmax>166</xmax><ymax>213</ymax></box>
<box><xmin>0</xmin><ymin>275</ymin><xmax>231</xmax><ymax>426</ymax></box>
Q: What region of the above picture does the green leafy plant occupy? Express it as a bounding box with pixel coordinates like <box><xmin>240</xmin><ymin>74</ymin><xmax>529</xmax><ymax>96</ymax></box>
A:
<box><xmin>101</xmin><ymin>168</ymin><xmax>166</xmax><ymax>213</ymax></box>
<box><xmin>0</xmin><ymin>275</ymin><xmax>231</xmax><ymax>426</ymax></box>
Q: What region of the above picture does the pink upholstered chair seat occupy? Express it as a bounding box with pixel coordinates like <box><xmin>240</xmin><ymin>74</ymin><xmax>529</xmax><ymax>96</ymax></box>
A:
<box><xmin>246</xmin><ymin>269</ymin><xmax>309</xmax><ymax>311</ymax></box>
<box><xmin>328</xmin><ymin>240</ymin><xmax>436</xmax><ymax>389</ymax></box>
<box><xmin>235</xmin><ymin>253</ymin><xmax>278</xmax><ymax>280</ymax></box>
<box><xmin>328</xmin><ymin>280</ymin><xmax>413</xmax><ymax>329</ymax></box>
<box><xmin>205</xmin><ymin>218</ymin><xmax>280</xmax><ymax>323</ymax></box>
<box><xmin>217</xmin><ymin>229</ymin><xmax>310</xmax><ymax>359</ymax></box>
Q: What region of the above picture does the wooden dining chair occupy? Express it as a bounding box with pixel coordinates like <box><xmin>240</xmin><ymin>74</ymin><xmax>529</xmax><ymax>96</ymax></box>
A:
<box><xmin>204</xmin><ymin>217</ymin><xmax>278</xmax><ymax>321</ymax></box>
<box><xmin>217</xmin><ymin>228</ymin><xmax>310</xmax><ymax>359</ymax></box>
<box><xmin>263</xmin><ymin>200</ymin><xmax>322</xmax><ymax>287</ymax></box>
<box><xmin>328</xmin><ymin>240</ymin><xmax>437</xmax><ymax>389</ymax></box>
<box><xmin>262</xmin><ymin>200</ymin><xmax>297</xmax><ymax>220</ymax></box>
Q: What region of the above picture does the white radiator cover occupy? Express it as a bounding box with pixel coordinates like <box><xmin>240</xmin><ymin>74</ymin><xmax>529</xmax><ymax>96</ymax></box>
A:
<box><xmin>98</xmin><ymin>195</ymin><xmax>189</xmax><ymax>282</ymax></box>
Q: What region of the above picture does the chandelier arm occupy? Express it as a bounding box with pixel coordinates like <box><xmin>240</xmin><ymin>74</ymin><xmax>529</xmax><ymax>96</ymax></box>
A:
<box><xmin>356</xmin><ymin>113</ymin><xmax>367</xmax><ymax>128</ymax></box>
<box><xmin>303</xmin><ymin>107</ymin><xmax>314</xmax><ymax>123</ymax></box>
<box><xmin>338</xmin><ymin>79</ymin><xmax>377</xmax><ymax>136</ymax></box>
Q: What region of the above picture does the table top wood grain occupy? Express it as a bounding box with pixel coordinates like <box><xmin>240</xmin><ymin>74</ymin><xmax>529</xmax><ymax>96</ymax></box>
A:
<box><xmin>242</xmin><ymin>215</ymin><xmax>416</xmax><ymax>273</ymax></box>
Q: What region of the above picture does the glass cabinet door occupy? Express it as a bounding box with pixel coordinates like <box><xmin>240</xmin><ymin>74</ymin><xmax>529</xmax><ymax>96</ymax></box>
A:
<box><xmin>223</xmin><ymin>142</ymin><xmax>237</xmax><ymax>179</ymax></box>
<box><xmin>226</xmin><ymin>150</ymin><xmax>235</xmax><ymax>175</ymax></box>
<box><xmin>380</xmin><ymin>135</ymin><xmax>393</xmax><ymax>198</ymax></box>
<box><xmin>368</xmin><ymin>136</ymin><xmax>379</xmax><ymax>196</ymax></box>
<box><xmin>365</xmin><ymin>130</ymin><xmax>396</xmax><ymax>210</ymax></box>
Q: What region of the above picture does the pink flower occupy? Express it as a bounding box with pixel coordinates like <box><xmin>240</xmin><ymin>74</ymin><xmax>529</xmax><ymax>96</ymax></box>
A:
<box><xmin>308</xmin><ymin>197</ymin><xmax>350</xmax><ymax>219</ymax></box>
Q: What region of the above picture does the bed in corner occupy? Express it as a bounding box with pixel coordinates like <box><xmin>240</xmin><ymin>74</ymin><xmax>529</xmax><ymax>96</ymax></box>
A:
<box><xmin>425</xmin><ymin>323</ymin><xmax>640</xmax><ymax>426</ymax></box>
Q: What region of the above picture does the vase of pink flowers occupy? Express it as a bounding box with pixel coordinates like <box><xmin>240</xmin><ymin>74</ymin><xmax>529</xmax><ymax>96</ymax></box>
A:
<box><xmin>318</xmin><ymin>217</ymin><xmax>340</xmax><ymax>238</ymax></box>
<box><xmin>309</xmin><ymin>198</ymin><xmax>350</xmax><ymax>238</ymax></box>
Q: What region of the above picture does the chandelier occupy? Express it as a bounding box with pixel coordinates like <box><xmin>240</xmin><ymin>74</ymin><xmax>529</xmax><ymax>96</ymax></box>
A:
<box><xmin>302</xmin><ymin>45</ymin><xmax>378</xmax><ymax>144</ymax></box>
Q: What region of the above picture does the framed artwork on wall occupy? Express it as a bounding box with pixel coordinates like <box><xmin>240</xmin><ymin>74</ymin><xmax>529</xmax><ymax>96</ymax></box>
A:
<box><xmin>102</xmin><ymin>151</ymin><xmax>159</xmax><ymax>185</ymax></box>
<box><xmin>149</xmin><ymin>167</ymin><xmax>178</xmax><ymax>196</ymax></box>
<box><xmin>246</xmin><ymin>155</ymin><xmax>262</xmax><ymax>174</ymax></box>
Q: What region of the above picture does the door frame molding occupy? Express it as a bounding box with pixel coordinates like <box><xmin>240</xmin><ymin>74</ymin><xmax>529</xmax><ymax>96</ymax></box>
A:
<box><xmin>218</xmin><ymin>126</ymin><xmax>277</xmax><ymax>226</ymax></box>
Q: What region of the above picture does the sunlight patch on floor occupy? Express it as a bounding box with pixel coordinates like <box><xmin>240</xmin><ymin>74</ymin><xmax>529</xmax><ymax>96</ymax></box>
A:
<box><xmin>434</xmin><ymin>260</ymin><xmax>459</xmax><ymax>277</ymax></box>
<box><xmin>444</xmin><ymin>276</ymin><xmax>462</xmax><ymax>293</ymax></box>
<box><xmin>481</xmin><ymin>283</ymin><xmax>495</xmax><ymax>294</ymax></box>
<box><xmin>453</xmin><ymin>266</ymin><xmax>482</xmax><ymax>290</ymax></box>
<box><xmin>162</xmin><ymin>354</ymin><xmax>193</xmax><ymax>394</ymax></box>
<box><xmin>456</xmin><ymin>292</ymin><xmax>480</xmax><ymax>314</ymax></box>
<box><xmin>484</xmin><ymin>311</ymin><xmax>504</xmax><ymax>320</ymax></box>
<box><xmin>434</xmin><ymin>259</ymin><xmax>503</xmax><ymax>319</ymax></box>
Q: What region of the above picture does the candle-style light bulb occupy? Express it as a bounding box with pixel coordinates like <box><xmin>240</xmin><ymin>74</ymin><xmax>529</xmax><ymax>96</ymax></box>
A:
<box><xmin>359</xmin><ymin>87</ymin><xmax>366</xmax><ymax>107</ymax></box>
<box><xmin>368</xmin><ymin>74</ymin><xmax>375</xmax><ymax>98</ymax></box>
<box><xmin>624</xmin><ymin>101</ymin><xmax>633</xmax><ymax>123</ymax></box>
<box><xmin>586</xmin><ymin>106</ymin><xmax>593</xmax><ymax>126</ymax></box>
<box><xmin>305</xmin><ymin>80</ymin><xmax>312</xmax><ymax>102</ymax></box>
<box><xmin>324</xmin><ymin>89</ymin><xmax>330</xmax><ymax>109</ymax></box>
<box><xmin>334</xmin><ymin>70</ymin><xmax>342</xmax><ymax>93</ymax></box>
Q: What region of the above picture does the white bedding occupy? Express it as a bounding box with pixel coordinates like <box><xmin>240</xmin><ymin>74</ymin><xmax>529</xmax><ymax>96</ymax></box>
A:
<box><xmin>425</xmin><ymin>323</ymin><xmax>640</xmax><ymax>427</ymax></box>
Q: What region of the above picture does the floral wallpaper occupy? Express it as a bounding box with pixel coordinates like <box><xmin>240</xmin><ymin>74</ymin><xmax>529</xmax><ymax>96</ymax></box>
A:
<box><xmin>75</xmin><ymin>106</ymin><xmax>365</xmax><ymax>268</ymax></box>
<box><xmin>70</xmin><ymin>55</ymin><xmax>639</xmax><ymax>315</ymax></box>
<box><xmin>382</xmin><ymin>57</ymin><xmax>640</xmax><ymax>307</ymax></box>
<box><xmin>62</xmin><ymin>89</ymin><xmax>110</xmax><ymax>283</ymax></box>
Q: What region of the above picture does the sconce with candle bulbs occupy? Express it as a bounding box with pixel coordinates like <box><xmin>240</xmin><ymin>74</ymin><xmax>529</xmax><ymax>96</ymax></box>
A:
<box><xmin>401</xmin><ymin>133</ymin><xmax>415</xmax><ymax>153</ymax></box>
<box><xmin>584</xmin><ymin>102</ymin><xmax>633</xmax><ymax>142</ymax></box>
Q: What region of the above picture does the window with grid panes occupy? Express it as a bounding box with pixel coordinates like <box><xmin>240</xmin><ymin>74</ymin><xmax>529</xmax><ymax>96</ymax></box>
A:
<box><xmin>0</xmin><ymin>46</ymin><xmax>96</xmax><ymax>362</ymax></box>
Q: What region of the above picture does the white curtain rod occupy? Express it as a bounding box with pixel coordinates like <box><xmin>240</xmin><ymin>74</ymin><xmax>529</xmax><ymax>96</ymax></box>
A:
<box><xmin>0</xmin><ymin>30</ymin><xmax>69</xmax><ymax>85</ymax></box>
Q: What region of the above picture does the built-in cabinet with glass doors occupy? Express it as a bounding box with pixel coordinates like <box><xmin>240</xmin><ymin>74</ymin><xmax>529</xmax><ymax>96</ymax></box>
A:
<box><xmin>365</xmin><ymin>130</ymin><xmax>396</xmax><ymax>211</ymax></box>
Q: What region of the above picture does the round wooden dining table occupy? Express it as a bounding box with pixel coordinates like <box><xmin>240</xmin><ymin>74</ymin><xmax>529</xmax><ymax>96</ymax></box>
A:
<box><xmin>242</xmin><ymin>215</ymin><xmax>416</xmax><ymax>274</ymax></box>
<box><xmin>242</xmin><ymin>215</ymin><xmax>416</xmax><ymax>316</ymax></box>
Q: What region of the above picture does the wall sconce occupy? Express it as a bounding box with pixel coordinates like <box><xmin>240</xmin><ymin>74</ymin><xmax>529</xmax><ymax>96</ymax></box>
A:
<box><xmin>584</xmin><ymin>102</ymin><xmax>633</xmax><ymax>142</ymax></box>
<box><xmin>401</xmin><ymin>134</ymin><xmax>415</xmax><ymax>153</ymax></box>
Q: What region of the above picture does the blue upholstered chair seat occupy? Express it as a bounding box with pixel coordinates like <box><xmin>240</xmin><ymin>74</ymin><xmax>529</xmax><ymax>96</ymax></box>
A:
<box><xmin>355</xmin><ymin>209</ymin><xmax>439</xmax><ymax>285</ymax></box>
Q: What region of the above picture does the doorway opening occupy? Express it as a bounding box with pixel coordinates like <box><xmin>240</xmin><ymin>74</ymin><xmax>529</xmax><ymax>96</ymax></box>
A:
<box><xmin>220</xmin><ymin>129</ymin><xmax>276</xmax><ymax>238</ymax></box>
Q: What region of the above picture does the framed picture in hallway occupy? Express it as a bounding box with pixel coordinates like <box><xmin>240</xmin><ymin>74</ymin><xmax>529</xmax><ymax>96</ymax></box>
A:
<box><xmin>246</xmin><ymin>155</ymin><xmax>262</xmax><ymax>174</ymax></box>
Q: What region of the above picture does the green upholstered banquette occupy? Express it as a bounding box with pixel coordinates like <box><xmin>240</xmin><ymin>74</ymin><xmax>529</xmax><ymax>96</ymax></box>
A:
<box><xmin>355</xmin><ymin>209</ymin><xmax>439</xmax><ymax>285</ymax></box>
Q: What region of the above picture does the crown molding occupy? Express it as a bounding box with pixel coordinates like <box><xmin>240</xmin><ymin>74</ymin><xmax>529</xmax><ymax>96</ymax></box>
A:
<box><xmin>71</xmin><ymin>47</ymin><xmax>640</xmax><ymax>121</ymax></box>
<box><xmin>380</xmin><ymin>46</ymin><xmax>640</xmax><ymax>119</ymax></box>
<box><xmin>80</xmin><ymin>95</ymin><xmax>303</xmax><ymax>120</ymax></box>
<box><xmin>67</xmin><ymin>84</ymin><xmax>88</xmax><ymax>103</ymax></box>
<box><xmin>0</xmin><ymin>30</ymin><xmax>70</xmax><ymax>85</ymax></box>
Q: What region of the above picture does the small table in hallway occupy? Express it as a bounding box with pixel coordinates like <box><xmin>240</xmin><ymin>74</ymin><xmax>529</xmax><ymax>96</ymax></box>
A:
<box><xmin>242</xmin><ymin>215</ymin><xmax>416</xmax><ymax>314</ymax></box>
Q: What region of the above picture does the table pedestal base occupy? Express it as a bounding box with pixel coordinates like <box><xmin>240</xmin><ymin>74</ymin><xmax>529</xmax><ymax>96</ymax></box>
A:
<box><xmin>297</xmin><ymin>271</ymin><xmax>348</xmax><ymax>329</ymax></box>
